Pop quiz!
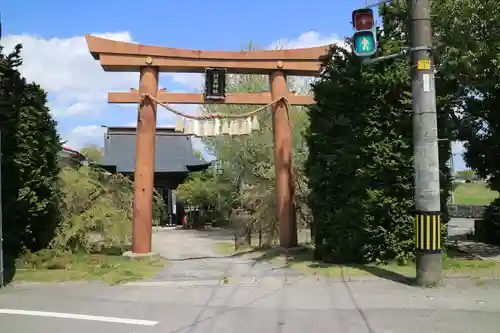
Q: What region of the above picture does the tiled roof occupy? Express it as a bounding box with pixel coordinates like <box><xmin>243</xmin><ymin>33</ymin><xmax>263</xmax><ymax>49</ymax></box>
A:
<box><xmin>101</xmin><ymin>126</ymin><xmax>210</xmax><ymax>173</ymax></box>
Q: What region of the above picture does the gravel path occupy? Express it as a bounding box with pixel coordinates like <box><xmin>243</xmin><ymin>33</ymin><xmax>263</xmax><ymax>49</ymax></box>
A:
<box><xmin>151</xmin><ymin>228</ymin><xmax>299</xmax><ymax>282</ymax></box>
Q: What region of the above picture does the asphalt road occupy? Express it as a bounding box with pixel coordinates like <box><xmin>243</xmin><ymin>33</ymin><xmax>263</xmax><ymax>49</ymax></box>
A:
<box><xmin>1</xmin><ymin>277</ymin><xmax>500</xmax><ymax>333</ymax></box>
<box><xmin>1</xmin><ymin>222</ymin><xmax>498</xmax><ymax>333</ymax></box>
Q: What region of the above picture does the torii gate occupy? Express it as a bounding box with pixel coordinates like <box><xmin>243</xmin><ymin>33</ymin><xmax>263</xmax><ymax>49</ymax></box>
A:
<box><xmin>86</xmin><ymin>35</ymin><xmax>330</xmax><ymax>254</ymax></box>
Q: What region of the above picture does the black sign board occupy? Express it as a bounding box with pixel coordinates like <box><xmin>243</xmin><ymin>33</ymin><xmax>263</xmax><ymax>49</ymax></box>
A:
<box><xmin>204</xmin><ymin>68</ymin><xmax>226</xmax><ymax>100</ymax></box>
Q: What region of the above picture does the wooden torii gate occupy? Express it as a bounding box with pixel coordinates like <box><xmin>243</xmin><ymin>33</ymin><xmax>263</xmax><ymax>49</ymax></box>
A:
<box><xmin>86</xmin><ymin>35</ymin><xmax>330</xmax><ymax>254</ymax></box>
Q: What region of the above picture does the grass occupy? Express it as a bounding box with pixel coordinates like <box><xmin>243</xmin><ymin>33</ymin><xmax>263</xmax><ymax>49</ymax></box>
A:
<box><xmin>215</xmin><ymin>242</ymin><xmax>500</xmax><ymax>281</ymax></box>
<box><xmin>454</xmin><ymin>182</ymin><xmax>499</xmax><ymax>205</ymax></box>
<box><xmin>11</xmin><ymin>247</ymin><xmax>166</xmax><ymax>285</ymax></box>
<box><xmin>283</xmin><ymin>249</ymin><xmax>499</xmax><ymax>280</ymax></box>
<box><xmin>215</xmin><ymin>242</ymin><xmax>255</xmax><ymax>256</ymax></box>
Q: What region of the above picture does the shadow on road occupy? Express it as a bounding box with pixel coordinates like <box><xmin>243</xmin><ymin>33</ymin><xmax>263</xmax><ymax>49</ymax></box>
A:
<box><xmin>350</xmin><ymin>265</ymin><xmax>416</xmax><ymax>285</ymax></box>
<box><xmin>236</xmin><ymin>246</ymin><xmax>420</xmax><ymax>285</ymax></box>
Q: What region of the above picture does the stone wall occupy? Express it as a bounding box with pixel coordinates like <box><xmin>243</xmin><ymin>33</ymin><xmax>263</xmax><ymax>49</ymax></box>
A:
<box><xmin>448</xmin><ymin>204</ymin><xmax>486</xmax><ymax>218</ymax></box>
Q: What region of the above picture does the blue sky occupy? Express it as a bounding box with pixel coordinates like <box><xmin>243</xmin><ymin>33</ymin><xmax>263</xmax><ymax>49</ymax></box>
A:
<box><xmin>1</xmin><ymin>0</ymin><xmax>466</xmax><ymax>169</ymax></box>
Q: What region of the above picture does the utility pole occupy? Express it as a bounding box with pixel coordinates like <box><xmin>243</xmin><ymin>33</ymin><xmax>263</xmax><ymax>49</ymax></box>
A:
<box><xmin>0</xmin><ymin>12</ymin><xmax>4</xmax><ymax>288</ymax></box>
<box><xmin>409</xmin><ymin>0</ymin><xmax>442</xmax><ymax>286</ymax></box>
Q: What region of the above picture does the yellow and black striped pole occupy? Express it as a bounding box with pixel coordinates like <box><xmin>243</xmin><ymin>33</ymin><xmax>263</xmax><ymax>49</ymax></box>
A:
<box><xmin>410</xmin><ymin>0</ymin><xmax>443</xmax><ymax>286</ymax></box>
<box><xmin>415</xmin><ymin>212</ymin><xmax>441</xmax><ymax>253</ymax></box>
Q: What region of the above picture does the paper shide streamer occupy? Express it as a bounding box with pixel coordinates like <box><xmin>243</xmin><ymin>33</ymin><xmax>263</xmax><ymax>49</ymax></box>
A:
<box><xmin>183</xmin><ymin>116</ymin><xmax>260</xmax><ymax>137</ymax></box>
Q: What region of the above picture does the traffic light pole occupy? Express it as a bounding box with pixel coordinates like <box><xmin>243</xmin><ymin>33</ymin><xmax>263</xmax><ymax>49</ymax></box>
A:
<box><xmin>409</xmin><ymin>0</ymin><xmax>442</xmax><ymax>286</ymax></box>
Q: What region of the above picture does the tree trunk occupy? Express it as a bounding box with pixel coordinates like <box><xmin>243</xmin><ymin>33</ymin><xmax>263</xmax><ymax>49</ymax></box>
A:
<box><xmin>258</xmin><ymin>221</ymin><xmax>263</xmax><ymax>248</ymax></box>
<box><xmin>313</xmin><ymin>222</ymin><xmax>323</xmax><ymax>260</ymax></box>
<box><xmin>246</xmin><ymin>225</ymin><xmax>252</xmax><ymax>248</ymax></box>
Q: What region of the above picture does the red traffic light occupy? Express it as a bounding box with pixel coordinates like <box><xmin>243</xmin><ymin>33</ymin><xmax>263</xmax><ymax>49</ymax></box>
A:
<box><xmin>352</xmin><ymin>8</ymin><xmax>374</xmax><ymax>30</ymax></box>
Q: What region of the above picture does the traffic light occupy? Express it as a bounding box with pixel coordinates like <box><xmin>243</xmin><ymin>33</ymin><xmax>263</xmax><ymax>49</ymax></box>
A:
<box><xmin>352</xmin><ymin>8</ymin><xmax>377</xmax><ymax>57</ymax></box>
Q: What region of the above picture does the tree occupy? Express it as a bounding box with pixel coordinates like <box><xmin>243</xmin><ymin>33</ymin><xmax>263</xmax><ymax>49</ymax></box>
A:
<box><xmin>80</xmin><ymin>144</ymin><xmax>103</xmax><ymax>164</ymax></box>
<box><xmin>198</xmin><ymin>64</ymin><xmax>312</xmax><ymax>244</ymax></box>
<box><xmin>177</xmin><ymin>167</ymin><xmax>219</xmax><ymax>208</ymax></box>
<box><xmin>0</xmin><ymin>44</ymin><xmax>25</xmax><ymax>263</ymax></box>
<box><xmin>455</xmin><ymin>170</ymin><xmax>479</xmax><ymax>183</ymax></box>
<box><xmin>16</xmin><ymin>82</ymin><xmax>62</xmax><ymax>251</ymax></box>
<box><xmin>0</xmin><ymin>44</ymin><xmax>62</xmax><ymax>263</ymax></box>
<box><xmin>431</xmin><ymin>0</ymin><xmax>500</xmax><ymax>191</ymax></box>
<box><xmin>427</xmin><ymin>0</ymin><xmax>500</xmax><ymax>244</ymax></box>
<box><xmin>306</xmin><ymin>35</ymin><xmax>418</xmax><ymax>263</ymax></box>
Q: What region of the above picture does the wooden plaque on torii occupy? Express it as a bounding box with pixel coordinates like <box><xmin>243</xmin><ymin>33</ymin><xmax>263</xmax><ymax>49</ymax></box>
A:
<box><xmin>85</xmin><ymin>35</ymin><xmax>331</xmax><ymax>253</ymax></box>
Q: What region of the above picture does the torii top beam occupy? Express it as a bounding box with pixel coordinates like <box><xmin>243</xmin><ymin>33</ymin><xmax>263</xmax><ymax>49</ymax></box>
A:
<box><xmin>85</xmin><ymin>35</ymin><xmax>331</xmax><ymax>76</ymax></box>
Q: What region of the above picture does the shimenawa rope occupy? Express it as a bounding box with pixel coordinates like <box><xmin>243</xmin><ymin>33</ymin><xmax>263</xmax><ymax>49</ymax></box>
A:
<box><xmin>138</xmin><ymin>93</ymin><xmax>290</xmax><ymax>120</ymax></box>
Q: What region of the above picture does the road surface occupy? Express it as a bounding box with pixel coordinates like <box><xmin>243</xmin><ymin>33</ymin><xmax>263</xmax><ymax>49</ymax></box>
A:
<box><xmin>1</xmin><ymin>277</ymin><xmax>499</xmax><ymax>333</ymax></box>
<box><xmin>1</xmin><ymin>224</ymin><xmax>499</xmax><ymax>333</ymax></box>
<box><xmin>448</xmin><ymin>218</ymin><xmax>475</xmax><ymax>238</ymax></box>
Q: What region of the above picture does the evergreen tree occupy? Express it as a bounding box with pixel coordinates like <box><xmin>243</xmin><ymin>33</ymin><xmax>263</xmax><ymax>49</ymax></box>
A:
<box><xmin>0</xmin><ymin>44</ymin><xmax>62</xmax><ymax>262</ymax></box>
<box><xmin>306</xmin><ymin>40</ymin><xmax>415</xmax><ymax>263</ymax></box>
<box><xmin>431</xmin><ymin>0</ymin><xmax>500</xmax><ymax>244</ymax></box>
<box><xmin>0</xmin><ymin>44</ymin><xmax>25</xmax><ymax>259</ymax></box>
<box><xmin>433</xmin><ymin>0</ymin><xmax>500</xmax><ymax>190</ymax></box>
<box><xmin>17</xmin><ymin>82</ymin><xmax>62</xmax><ymax>251</ymax></box>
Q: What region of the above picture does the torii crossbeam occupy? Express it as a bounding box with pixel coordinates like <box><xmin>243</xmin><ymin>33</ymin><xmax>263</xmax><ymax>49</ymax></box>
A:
<box><xmin>86</xmin><ymin>35</ymin><xmax>331</xmax><ymax>254</ymax></box>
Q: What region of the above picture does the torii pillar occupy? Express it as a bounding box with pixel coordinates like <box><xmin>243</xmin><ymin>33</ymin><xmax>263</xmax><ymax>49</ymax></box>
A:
<box><xmin>270</xmin><ymin>71</ymin><xmax>296</xmax><ymax>248</ymax></box>
<box><xmin>132</xmin><ymin>67</ymin><xmax>159</xmax><ymax>254</ymax></box>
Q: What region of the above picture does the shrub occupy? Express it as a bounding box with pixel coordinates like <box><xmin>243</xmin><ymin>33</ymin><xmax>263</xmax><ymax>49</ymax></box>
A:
<box><xmin>49</xmin><ymin>166</ymin><xmax>166</xmax><ymax>253</ymax></box>
<box><xmin>477</xmin><ymin>198</ymin><xmax>500</xmax><ymax>245</ymax></box>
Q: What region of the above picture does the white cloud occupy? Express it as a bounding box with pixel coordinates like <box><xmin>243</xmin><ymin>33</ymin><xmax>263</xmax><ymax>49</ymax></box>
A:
<box><xmin>191</xmin><ymin>137</ymin><xmax>216</xmax><ymax>161</ymax></box>
<box><xmin>168</xmin><ymin>31</ymin><xmax>342</xmax><ymax>91</ymax></box>
<box><xmin>270</xmin><ymin>31</ymin><xmax>344</xmax><ymax>50</ymax></box>
<box><xmin>157</xmin><ymin>103</ymin><xmax>201</xmax><ymax>121</ymax></box>
<box><xmin>65</xmin><ymin>125</ymin><xmax>106</xmax><ymax>150</ymax></box>
<box><xmin>169</xmin><ymin>74</ymin><xmax>204</xmax><ymax>91</ymax></box>
<box><xmin>0</xmin><ymin>32</ymin><xmax>138</xmax><ymax>118</ymax></box>
<box><xmin>452</xmin><ymin>141</ymin><xmax>465</xmax><ymax>155</ymax></box>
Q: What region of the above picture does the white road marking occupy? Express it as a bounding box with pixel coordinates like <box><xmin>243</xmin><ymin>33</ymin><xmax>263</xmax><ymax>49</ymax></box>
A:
<box><xmin>0</xmin><ymin>309</ymin><xmax>158</xmax><ymax>326</ymax></box>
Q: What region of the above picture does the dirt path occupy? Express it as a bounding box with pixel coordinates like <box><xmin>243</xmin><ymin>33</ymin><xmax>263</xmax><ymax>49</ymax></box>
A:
<box><xmin>150</xmin><ymin>228</ymin><xmax>298</xmax><ymax>283</ymax></box>
<box><xmin>152</xmin><ymin>228</ymin><xmax>230</xmax><ymax>260</ymax></box>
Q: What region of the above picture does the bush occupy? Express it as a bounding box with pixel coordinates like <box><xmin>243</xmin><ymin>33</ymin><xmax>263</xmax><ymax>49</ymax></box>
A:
<box><xmin>477</xmin><ymin>197</ymin><xmax>500</xmax><ymax>245</ymax></box>
<box><xmin>49</xmin><ymin>166</ymin><xmax>166</xmax><ymax>253</ymax></box>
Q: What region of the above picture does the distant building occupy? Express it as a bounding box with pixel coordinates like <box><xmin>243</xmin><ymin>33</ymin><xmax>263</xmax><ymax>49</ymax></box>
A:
<box><xmin>58</xmin><ymin>146</ymin><xmax>86</xmax><ymax>168</ymax></box>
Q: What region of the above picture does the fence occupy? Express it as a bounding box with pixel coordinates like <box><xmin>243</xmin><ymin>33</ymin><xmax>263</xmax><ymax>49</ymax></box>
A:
<box><xmin>447</xmin><ymin>204</ymin><xmax>486</xmax><ymax>218</ymax></box>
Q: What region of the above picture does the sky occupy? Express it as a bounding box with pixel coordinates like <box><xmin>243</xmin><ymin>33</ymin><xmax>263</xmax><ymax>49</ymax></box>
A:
<box><xmin>1</xmin><ymin>0</ymin><xmax>467</xmax><ymax>170</ymax></box>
